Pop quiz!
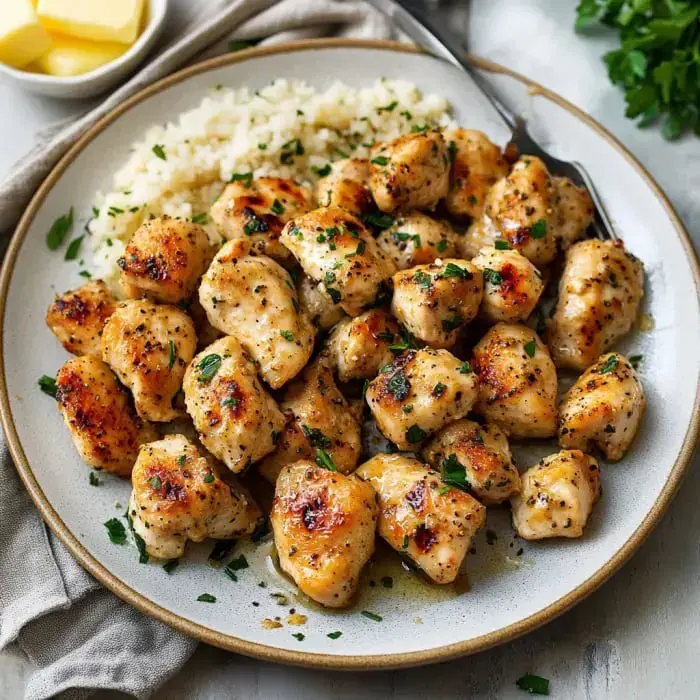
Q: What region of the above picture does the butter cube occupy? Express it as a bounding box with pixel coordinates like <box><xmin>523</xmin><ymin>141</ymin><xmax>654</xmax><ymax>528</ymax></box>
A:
<box><xmin>35</xmin><ymin>34</ymin><xmax>128</xmax><ymax>76</ymax></box>
<box><xmin>0</xmin><ymin>0</ymin><xmax>52</xmax><ymax>69</ymax></box>
<box><xmin>37</xmin><ymin>0</ymin><xmax>144</xmax><ymax>45</ymax></box>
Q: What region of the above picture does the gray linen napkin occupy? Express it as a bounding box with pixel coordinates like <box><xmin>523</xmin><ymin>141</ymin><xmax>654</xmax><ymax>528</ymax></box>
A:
<box><xmin>0</xmin><ymin>2</ymin><xmax>393</xmax><ymax>698</ymax></box>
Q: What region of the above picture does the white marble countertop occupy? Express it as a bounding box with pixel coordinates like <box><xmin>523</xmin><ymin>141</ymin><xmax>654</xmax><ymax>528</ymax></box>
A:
<box><xmin>1</xmin><ymin>1</ymin><xmax>698</xmax><ymax>698</ymax></box>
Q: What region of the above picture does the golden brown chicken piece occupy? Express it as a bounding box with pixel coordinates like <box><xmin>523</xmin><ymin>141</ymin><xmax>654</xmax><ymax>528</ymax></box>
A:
<box><xmin>258</xmin><ymin>356</ymin><xmax>362</xmax><ymax>484</ymax></box>
<box><xmin>376</xmin><ymin>212</ymin><xmax>460</xmax><ymax>270</ymax></box>
<box><xmin>356</xmin><ymin>454</ymin><xmax>485</xmax><ymax>584</ymax></box>
<box><xmin>472</xmin><ymin>323</ymin><xmax>558</xmax><ymax>438</ymax></box>
<box><xmin>46</xmin><ymin>280</ymin><xmax>116</xmax><ymax>357</ymax></box>
<box><xmin>444</xmin><ymin>128</ymin><xmax>509</xmax><ymax>220</ymax></box>
<box><xmin>55</xmin><ymin>355</ymin><xmax>157</xmax><ymax>477</ymax></box>
<box><xmin>391</xmin><ymin>260</ymin><xmax>483</xmax><ymax>349</ymax></box>
<box><xmin>296</xmin><ymin>272</ymin><xmax>347</xmax><ymax>331</ymax></box>
<box><xmin>552</xmin><ymin>176</ymin><xmax>594</xmax><ymax>251</ymax></box>
<box><xmin>471</xmin><ymin>246</ymin><xmax>544</xmax><ymax>324</ymax></box>
<box><xmin>101</xmin><ymin>300</ymin><xmax>196</xmax><ymax>423</ymax></box>
<box><xmin>118</xmin><ymin>216</ymin><xmax>212</xmax><ymax>304</ymax></box>
<box><xmin>199</xmin><ymin>239</ymin><xmax>314</xmax><ymax>389</ymax></box>
<box><xmin>280</xmin><ymin>207</ymin><xmax>396</xmax><ymax>317</ymax></box>
<box><xmin>547</xmin><ymin>239</ymin><xmax>644</xmax><ymax>371</ymax></box>
<box><xmin>369</xmin><ymin>130</ymin><xmax>450</xmax><ymax>212</ymax></box>
<box><xmin>423</xmin><ymin>419</ymin><xmax>520</xmax><ymax>505</ymax></box>
<box><xmin>326</xmin><ymin>308</ymin><xmax>400</xmax><ymax>382</ymax></box>
<box><xmin>183</xmin><ymin>336</ymin><xmax>285</xmax><ymax>473</ymax></box>
<box><xmin>366</xmin><ymin>348</ymin><xmax>479</xmax><ymax>450</ymax></box>
<box><xmin>209</xmin><ymin>176</ymin><xmax>313</xmax><ymax>265</ymax></box>
<box><xmin>511</xmin><ymin>450</ymin><xmax>601</xmax><ymax>540</ymax></box>
<box><xmin>559</xmin><ymin>353</ymin><xmax>645</xmax><ymax>460</ymax></box>
<box><xmin>314</xmin><ymin>158</ymin><xmax>373</xmax><ymax>216</ymax></box>
<box><xmin>271</xmin><ymin>460</ymin><xmax>378</xmax><ymax>608</ymax></box>
<box><xmin>129</xmin><ymin>434</ymin><xmax>263</xmax><ymax>559</ymax></box>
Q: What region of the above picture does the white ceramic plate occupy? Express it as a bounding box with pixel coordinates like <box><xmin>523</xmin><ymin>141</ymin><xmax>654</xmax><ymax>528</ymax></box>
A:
<box><xmin>2</xmin><ymin>40</ymin><xmax>699</xmax><ymax>670</ymax></box>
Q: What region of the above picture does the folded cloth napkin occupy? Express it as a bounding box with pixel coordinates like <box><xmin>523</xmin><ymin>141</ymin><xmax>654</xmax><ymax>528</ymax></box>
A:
<box><xmin>0</xmin><ymin>2</ymin><xmax>394</xmax><ymax>699</ymax></box>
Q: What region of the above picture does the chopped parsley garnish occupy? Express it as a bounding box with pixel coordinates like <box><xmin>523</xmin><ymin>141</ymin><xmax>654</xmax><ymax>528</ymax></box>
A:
<box><xmin>530</xmin><ymin>219</ymin><xmax>547</xmax><ymax>239</ymax></box>
<box><xmin>316</xmin><ymin>448</ymin><xmax>338</xmax><ymax>472</ymax></box>
<box><xmin>405</xmin><ymin>424</ymin><xmax>427</xmax><ymax>444</ymax></box>
<box><xmin>258</xmin><ymin>143</ymin><xmax>268</xmax><ymax>150</ymax></box>
<box><xmin>439</xmin><ymin>262</ymin><xmax>472</xmax><ymax>280</ymax></box>
<box><xmin>523</xmin><ymin>339</ymin><xmax>537</xmax><ymax>358</ymax></box>
<box><xmin>270</xmin><ymin>199</ymin><xmax>285</xmax><ymax>215</ymax></box>
<box><xmin>203</xmin><ymin>473</ymin><xmax>215</xmax><ymax>483</ymax></box>
<box><xmin>230</xmin><ymin>171</ymin><xmax>254</xmax><ymax>187</ymax></box>
<box><xmin>163</xmin><ymin>560</ymin><xmax>179</xmax><ymax>574</ymax></box>
<box><xmin>483</xmin><ymin>268</ymin><xmax>503</xmax><ymax>285</ymax></box>
<box><xmin>402</xmin><ymin>404</ymin><xmax>413</xmax><ymax>414</ymax></box>
<box><xmin>312</xmin><ymin>163</ymin><xmax>331</xmax><ymax>177</ymax></box>
<box><xmin>410</xmin><ymin>124</ymin><xmax>430</xmax><ymax>133</ymax></box>
<box><xmin>243</xmin><ymin>212</ymin><xmax>266</xmax><ymax>236</ymax></box>
<box><xmin>281</xmin><ymin>138</ymin><xmax>304</xmax><ymax>164</ymax></box>
<box><xmin>388</xmin><ymin>330</ymin><xmax>419</xmax><ymax>352</ymax></box>
<box><xmin>629</xmin><ymin>354</ymin><xmax>643</xmax><ymax>370</ymax></box>
<box><xmin>371</xmin><ymin>156</ymin><xmax>390</xmax><ymax>166</ymax></box>
<box><xmin>127</xmin><ymin>513</ymin><xmax>149</xmax><ymax>563</ymax></box>
<box><xmin>191</xmin><ymin>212</ymin><xmax>209</xmax><ymax>224</ymax></box>
<box><xmin>167</xmin><ymin>340</ymin><xmax>176</xmax><ymax>369</ymax></box>
<box><xmin>38</xmin><ymin>375</ymin><xmax>57</xmax><ymax>399</ymax></box>
<box><xmin>448</xmin><ymin>140</ymin><xmax>457</xmax><ymax>163</ymax></box>
<box><xmin>107</xmin><ymin>206</ymin><xmax>124</xmax><ymax>217</ymax></box>
<box><xmin>292</xmin><ymin>633</ymin><xmax>305</xmax><ymax>641</ymax></box>
<box><xmin>223</xmin><ymin>553</ymin><xmax>249</xmax><ymax>583</ymax></box>
<box><xmin>402</xmin><ymin>534</ymin><xmax>410</xmax><ymax>548</ymax></box>
<box><xmin>79</xmin><ymin>270</ymin><xmax>92</xmax><ymax>279</ymax></box>
<box><xmin>391</xmin><ymin>231</ymin><xmax>421</xmax><ymax>248</ymax></box>
<box><xmin>441</xmin><ymin>315</ymin><xmax>463</xmax><ymax>333</ymax></box>
<box><xmin>177</xmin><ymin>455</ymin><xmax>187</xmax><ymax>467</ymax></box>
<box><xmin>46</xmin><ymin>207</ymin><xmax>74</xmax><ymax>250</ymax></box>
<box><xmin>386</xmin><ymin>370</ymin><xmax>411</xmax><ymax>401</ymax></box>
<box><xmin>346</xmin><ymin>240</ymin><xmax>366</xmax><ymax>258</ymax></box>
<box><xmin>327</xmin><ymin>631</ymin><xmax>343</xmax><ymax>640</ymax></box>
<box><xmin>149</xmin><ymin>475</ymin><xmax>162</xmax><ymax>490</ymax></box>
<box><xmin>437</xmin><ymin>485</ymin><xmax>452</xmax><ymax>496</ymax></box>
<box><xmin>515</xmin><ymin>673</ymin><xmax>550</xmax><ymax>695</ymax></box>
<box><xmin>599</xmin><ymin>355</ymin><xmax>619</xmax><ymax>374</ymax></box>
<box><xmin>209</xmin><ymin>539</ymin><xmax>237</xmax><ymax>563</ymax></box>
<box><xmin>413</xmin><ymin>270</ymin><xmax>432</xmax><ymax>289</ymax></box>
<box><xmin>152</xmin><ymin>144</ymin><xmax>167</xmax><ymax>160</ymax></box>
<box><xmin>441</xmin><ymin>454</ymin><xmax>469</xmax><ymax>491</ymax></box>
<box><xmin>280</xmin><ymin>329</ymin><xmax>294</xmax><ymax>342</ymax></box>
<box><xmin>301</xmin><ymin>425</ymin><xmax>331</xmax><ymax>449</ymax></box>
<box><xmin>197</xmin><ymin>354</ymin><xmax>222</xmax><ymax>383</ymax></box>
<box><xmin>197</xmin><ymin>593</ymin><xmax>217</xmax><ymax>603</ymax></box>
<box><xmin>104</xmin><ymin>518</ymin><xmax>127</xmax><ymax>545</ymax></box>
<box><xmin>381</xmin><ymin>576</ymin><xmax>393</xmax><ymax>589</ymax></box>
<box><xmin>89</xmin><ymin>471</ymin><xmax>100</xmax><ymax>486</ymax></box>
<box><xmin>495</xmin><ymin>239</ymin><xmax>510</xmax><ymax>250</ymax></box>
<box><xmin>361</xmin><ymin>610</ymin><xmax>383</xmax><ymax>622</ymax></box>
<box><xmin>65</xmin><ymin>235</ymin><xmax>83</xmax><ymax>261</ymax></box>
<box><xmin>221</xmin><ymin>396</ymin><xmax>239</xmax><ymax>409</ymax></box>
<box><xmin>459</xmin><ymin>361</ymin><xmax>473</xmax><ymax>374</ymax></box>
<box><xmin>436</xmin><ymin>239</ymin><xmax>448</xmax><ymax>253</ymax></box>
<box><xmin>325</xmin><ymin>286</ymin><xmax>341</xmax><ymax>304</ymax></box>
<box><xmin>377</xmin><ymin>100</ymin><xmax>398</xmax><ymax>112</ymax></box>
<box><xmin>433</xmin><ymin>382</ymin><xmax>447</xmax><ymax>397</ymax></box>
<box><xmin>364</xmin><ymin>210</ymin><xmax>394</xmax><ymax>229</ymax></box>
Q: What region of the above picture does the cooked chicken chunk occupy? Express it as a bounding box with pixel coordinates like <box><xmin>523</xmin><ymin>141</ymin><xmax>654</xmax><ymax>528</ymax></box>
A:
<box><xmin>129</xmin><ymin>435</ymin><xmax>263</xmax><ymax>559</ymax></box>
<box><xmin>423</xmin><ymin>419</ymin><xmax>520</xmax><ymax>505</ymax></box>
<box><xmin>183</xmin><ymin>336</ymin><xmax>285</xmax><ymax>473</ymax></box>
<box><xmin>46</xmin><ymin>280</ymin><xmax>116</xmax><ymax>357</ymax></box>
<box><xmin>327</xmin><ymin>308</ymin><xmax>400</xmax><ymax>382</ymax></box>
<box><xmin>55</xmin><ymin>356</ymin><xmax>157</xmax><ymax>477</ymax></box>
<box><xmin>471</xmin><ymin>246</ymin><xmax>544</xmax><ymax>323</ymax></box>
<box><xmin>369</xmin><ymin>130</ymin><xmax>450</xmax><ymax>212</ymax></box>
<box><xmin>258</xmin><ymin>356</ymin><xmax>362</xmax><ymax>483</ymax></box>
<box><xmin>314</xmin><ymin>158</ymin><xmax>373</xmax><ymax>216</ymax></box>
<box><xmin>547</xmin><ymin>239</ymin><xmax>644</xmax><ymax>371</ymax></box>
<box><xmin>101</xmin><ymin>300</ymin><xmax>196</xmax><ymax>423</ymax></box>
<box><xmin>376</xmin><ymin>212</ymin><xmax>459</xmax><ymax>270</ymax></box>
<box><xmin>552</xmin><ymin>176</ymin><xmax>594</xmax><ymax>251</ymax></box>
<box><xmin>297</xmin><ymin>272</ymin><xmax>346</xmax><ymax>331</ymax></box>
<box><xmin>511</xmin><ymin>450</ymin><xmax>601</xmax><ymax>540</ymax></box>
<box><xmin>356</xmin><ymin>454</ymin><xmax>485</xmax><ymax>584</ymax></box>
<box><xmin>280</xmin><ymin>207</ymin><xmax>396</xmax><ymax>317</ymax></box>
<box><xmin>444</xmin><ymin>128</ymin><xmax>509</xmax><ymax>220</ymax></box>
<box><xmin>559</xmin><ymin>353</ymin><xmax>645</xmax><ymax>460</ymax></box>
<box><xmin>366</xmin><ymin>348</ymin><xmax>478</xmax><ymax>450</ymax></box>
<box><xmin>271</xmin><ymin>460</ymin><xmax>378</xmax><ymax>608</ymax></box>
<box><xmin>457</xmin><ymin>215</ymin><xmax>500</xmax><ymax>260</ymax></box>
<box><xmin>118</xmin><ymin>216</ymin><xmax>212</xmax><ymax>304</ymax></box>
<box><xmin>462</xmin><ymin>156</ymin><xmax>557</xmax><ymax>266</ymax></box>
<box><xmin>391</xmin><ymin>260</ymin><xmax>483</xmax><ymax>349</ymax></box>
<box><xmin>209</xmin><ymin>176</ymin><xmax>313</xmax><ymax>265</ymax></box>
<box><xmin>199</xmin><ymin>239</ymin><xmax>314</xmax><ymax>389</ymax></box>
<box><xmin>472</xmin><ymin>323</ymin><xmax>558</xmax><ymax>438</ymax></box>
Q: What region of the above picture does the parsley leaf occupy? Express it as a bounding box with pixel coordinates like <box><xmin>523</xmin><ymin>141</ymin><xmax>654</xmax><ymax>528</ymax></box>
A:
<box><xmin>441</xmin><ymin>454</ymin><xmax>470</xmax><ymax>491</ymax></box>
<box><xmin>316</xmin><ymin>448</ymin><xmax>338</xmax><ymax>472</ymax></box>
<box><xmin>38</xmin><ymin>375</ymin><xmax>57</xmax><ymax>399</ymax></box>
<box><xmin>515</xmin><ymin>673</ymin><xmax>550</xmax><ymax>695</ymax></box>
<box><xmin>152</xmin><ymin>144</ymin><xmax>166</xmax><ymax>160</ymax></box>
<box><xmin>530</xmin><ymin>219</ymin><xmax>547</xmax><ymax>239</ymax></box>
<box><xmin>599</xmin><ymin>354</ymin><xmax>619</xmax><ymax>374</ymax></box>
<box><xmin>104</xmin><ymin>518</ymin><xmax>127</xmax><ymax>545</ymax></box>
<box><xmin>524</xmin><ymin>340</ymin><xmax>537</xmax><ymax>358</ymax></box>
<box><xmin>46</xmin><ymin>208</ymin><xmax>74</xmax><ymax>250</ymax></box>
<box><xmin>197</xmin><ymin>354</ymin><xmax>222</xmax><ymax>383</ymax></box>
<box><xmin>405</xmin><ymin>424</ymin><xmax>427</xmax><ymax>444</ymax></box>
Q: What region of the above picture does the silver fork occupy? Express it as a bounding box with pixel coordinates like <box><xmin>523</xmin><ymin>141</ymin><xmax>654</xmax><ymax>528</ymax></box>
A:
<box><xmin>365</xmin><ymin>0</ymin><xmax>618</xmax><ymax>241</ymax></box>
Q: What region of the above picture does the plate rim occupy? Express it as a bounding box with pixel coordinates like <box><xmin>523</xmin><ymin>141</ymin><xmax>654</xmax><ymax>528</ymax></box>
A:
<box><xmin>1</xmin><ymin>38</ymin><xmax>698</xmax><ymax>671</ymax></box>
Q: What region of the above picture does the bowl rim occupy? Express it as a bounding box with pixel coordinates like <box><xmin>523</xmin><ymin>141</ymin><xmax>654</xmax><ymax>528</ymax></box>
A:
<box><xmin>1</xmin><ymin>38</ymin><xmax>698</xmax><ymax>671</ymax></box>
<box><xmin>0</xmin><ymin>0</ymin><xmax>167</xmax><ymax>86</ymax></box>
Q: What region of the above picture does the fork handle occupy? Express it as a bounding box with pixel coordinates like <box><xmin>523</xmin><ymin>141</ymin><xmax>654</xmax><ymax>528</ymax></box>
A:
<box><xmin>373</xmin><ymin>0</ymin><xmax>520</xmax><ymax>131</ymax></box>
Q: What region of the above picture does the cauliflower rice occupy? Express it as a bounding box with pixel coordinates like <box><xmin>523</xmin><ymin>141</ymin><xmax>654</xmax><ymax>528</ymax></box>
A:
<box><xmin>87</xmin><ymin>78</ymin><xmax>454</xmax><ymax>286</ymax></box>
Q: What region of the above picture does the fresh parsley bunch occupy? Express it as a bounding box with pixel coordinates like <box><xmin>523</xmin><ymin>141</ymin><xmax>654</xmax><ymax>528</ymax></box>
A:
<box><xmin>576</xmin><ymin>0</ymin><xmax>700</xmax><ymax>139</ymax></box>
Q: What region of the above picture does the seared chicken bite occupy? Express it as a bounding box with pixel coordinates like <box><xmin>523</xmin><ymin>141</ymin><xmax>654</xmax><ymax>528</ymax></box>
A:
<box><xmin>271</xmin><ymin>460</ymin><xmax>378</xmax><ymax>608</ymax></box>
<box><xmin>209</xmin><ymin>176</ymin><xmax>313</xmax><ymax>265</ymax></box>
<box><xmin>56</xmin><ymin>355</ymin><xmax>157</xmax><ymax>477</ymax></box>
<box><xmin>471</xmin><ymin>246</ymin><xmax>544</xmax><ymax>323</ymax></box>
<box><xmin>296</xmin><ymin>272</ymin><xmax>346</xmax><ymax>331</ymax></box>
<box><xmin>101</xmin><ymin>300</ymin><xmax>196</xmax><ymax>423</ymax></box>
<box><xmin>511</xmin><ymin>450</ymin><xmax>601</xmax><ymax>540</ymax></box>
<box><xmin>548</xmin><ymin>239</ymin><xmax>644</xmax><ymax>371</ymax></box>
<box><xmin>376</xmin><ymin>212</ymin><xmax>460</xmax><ymax>270</ymax></box>
<box><xmin>423</xmin><ymin>419</ymin><xmax>520</xmax><ymax>505</ymax></box>
<box><xmin>559</xmin><ymin>353</ymin><xmax>645</xmax><ymax>460</ymax></box>
<box><xmin>258</xmin><ymin>356</ymin><xmax>362</xmax><ymax>483</ymax></box>
<box><xmin>280</xmin><ymin>207</ymin><xmax>396</xmax><ymax>317</ymax></box>
<box><xmin>129</xmin><ymin>435</ymin><xmax>263</xmax><ymax>559</ymax></box>
<box><xmin>366</xmin><ymin>348</ymin><xmax>479</xmax><ymax>450</ymax></box>
<box><xmin>472</xmin><ymin>323</ymin><xmax>558</xmax><ymax>438</ymax></box>
<box><xmin>369</xmin><ymin>130</ymin><xmax>450</xmax><ymax>212</ymax></box>
<box><xmin>391</xmin><ymin>260</ymin><xmax>483</xmax><ymax>349</ymax></box>
<box><xmin>46</xmin><ymin>280</ymin><xmax>116</xmax><ymax>357</ymax></box>
<box><xmin>314</xmin><ymin>158</ymin><xmax>373</xmax><ymax>216</ymax></box>
<box><xmin>183</xmin><ymin>336</ymin><xmax>285</xmax><ymax>473</ymax></box>
<box><xmin>356</xmin><ymin>454</ymin><xmax>485</xmax><ymax>584</ymax></box>
<box><xmin>444</xmin><ymin>128</ymin><xmax>509</xmax><ymax>220</ymax></box>
<box><xmin>199</xmin><ymin>239</ymin><xmax>314</xmax><ymax>389</ymax></box>
<box><xmin>327</xmin><ymin>308</ymin><xmax>400</xmax><ymax>382</ymax></box>
<box><xmin>119</xmin><ymin>216</ymin><xmax>212</xmax><ymax>304</ymax></box>
<box><xmin>552</xmin><ymin>176</ymin><xmax>594</xmax><ymax>250</ymax></box>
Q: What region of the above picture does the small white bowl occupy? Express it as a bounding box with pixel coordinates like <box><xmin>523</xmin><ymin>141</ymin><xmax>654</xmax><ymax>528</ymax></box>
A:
<box><xmin>0</xmin><ymin>0</ymin><xmax>167</xmax><ymax>99</ymax></box>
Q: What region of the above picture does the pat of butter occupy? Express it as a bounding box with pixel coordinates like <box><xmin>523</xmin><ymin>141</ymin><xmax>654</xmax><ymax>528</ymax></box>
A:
<box><xmin>37</xmin><ymin>0</ymin><xmax>144</xmax><ymax>45</ymax></box>
<box><xmin>0</xmin><ymin>0</ymin><xmax>52</xmax><ymax>69</ymax></box>
<box><xmin>35</xmin><ymin>35</ymin><xmax>128</xmax><ymax>77</ymax></box>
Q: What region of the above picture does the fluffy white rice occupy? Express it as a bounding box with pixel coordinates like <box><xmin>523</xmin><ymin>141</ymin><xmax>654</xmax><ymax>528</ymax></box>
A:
<box><xmin>87</xmin><ymin>78</ymin><xmax>454</xmax><ymax>286</ymax></box>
